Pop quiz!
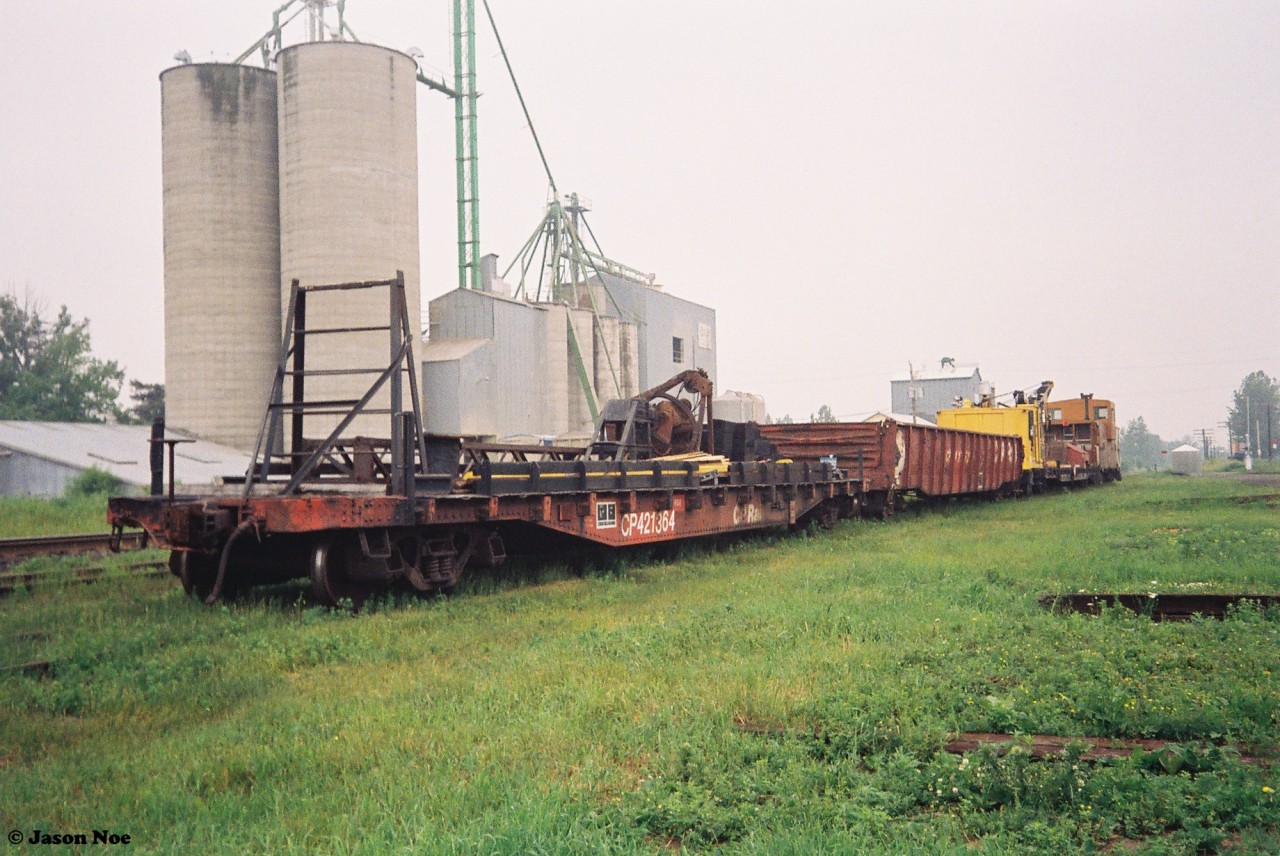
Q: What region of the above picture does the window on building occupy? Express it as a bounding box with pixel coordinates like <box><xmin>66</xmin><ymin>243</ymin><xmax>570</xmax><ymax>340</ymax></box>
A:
<box><xmin>1049</xmin><ymin>408</ymin><xmax>1063</xmax><ymax>422</ymax></box>
<box><xmin>697</xmin><ymin>323</ymin><xmax>712</xmax><ymax>350</ymax></box>
<box><xmin>1094</xmin><ymin>406</ymin><xmax>1109</xmax><ymax>420</ymax></box>
<box><xmin>672</xmin><ymin>337</ymin><xmax>684</xmax><ymax>363</ymax></box>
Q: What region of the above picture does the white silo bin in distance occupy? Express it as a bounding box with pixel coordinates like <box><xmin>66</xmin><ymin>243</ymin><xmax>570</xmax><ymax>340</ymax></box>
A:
<box><xmin>593</xmin><ymin>315</ymin><xmax>623</xmax><ymax>404</ymax></box>
<box><xmin>566</xmin><ymin>308</ymin><xmax>597</xmax><ymax>436</ymax></box>
<box><xmin>161</xmin><ymin>64</ymin><xmax>281</xmax><ymax>452</ymax></box>
<box><xmin>618</xmin><ymin>320</ymin><xmax>640</xmax><ymax>399</ymax></box>
<box><xmin>277</xmin><ymin>42</ymin><xmax>422</xmax><ymax>440</ymax></box>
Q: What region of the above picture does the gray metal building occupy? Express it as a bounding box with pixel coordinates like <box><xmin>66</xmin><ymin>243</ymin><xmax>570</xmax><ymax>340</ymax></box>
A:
<box><xmin>596</xmin><ymin>273</ymin><xmax>717</xmax><ymax>393</ymax></box>
<box><xmin>890</xmin><ymin>362</ymin><xmax>984</xmax><ymax>422</ymax></box>
<box><xmin>422</xmin><ymin>271</ymin><xmax>716</xmax><ymax>440</ymax></box>
<box><xmin>422</xmin><ymin>288</ymin><xmax>552</xmax><ymax>439</ymax></box>
<box><xmin>0</xmin><ymin>422</ymin><xmax>252</xmax><ymax>497</ymax></box>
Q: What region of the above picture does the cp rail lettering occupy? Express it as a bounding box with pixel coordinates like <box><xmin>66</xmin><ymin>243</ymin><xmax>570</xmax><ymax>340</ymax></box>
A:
<box><xmin>619</xmin><ymin>509</ymin><xmax>677</xmax><ymax>539</ymax></box>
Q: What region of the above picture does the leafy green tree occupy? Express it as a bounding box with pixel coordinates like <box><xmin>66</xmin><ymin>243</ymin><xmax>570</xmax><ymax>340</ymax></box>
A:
<box><xmin>1227</xmin><ymin>370</ymin><xmax>1279</xmax><ymax>456</ymax></box>
<box><xmin>1119</xmin><ymin>415</ymin><xmax>1165</xmax><ymax>471</ymax></box>
<box><xmin>0</xmin><ymin>292</ymin><xmax>124</xmax><ymax>422</ymax></box>
<box><xmin>813</xmin><ymin>405</ymin><xmax>836</xmax><ymax>423</ymax></box>
<box><xmin>123</xmin><ymin>380</ymin><xmax>165</xmax><ymax>425</ymax></box>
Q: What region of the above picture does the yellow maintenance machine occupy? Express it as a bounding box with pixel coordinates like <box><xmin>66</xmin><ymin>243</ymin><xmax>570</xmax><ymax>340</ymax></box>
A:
<box><xmin>936</xmin><ymin>381</ymin><xmax>1054</xmax><ymax>493</ymax></box>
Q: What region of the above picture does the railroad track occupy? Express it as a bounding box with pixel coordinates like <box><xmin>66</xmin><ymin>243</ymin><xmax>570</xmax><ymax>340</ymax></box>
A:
<box><xmin>0</xmin><ymin>560</ymin><xmax>168</xmax><ymax>597</ymax></box>
<box><xmin>0</xmin><ymin>531</ymin><xmax>148</xmax><ymax>570</ymax></box>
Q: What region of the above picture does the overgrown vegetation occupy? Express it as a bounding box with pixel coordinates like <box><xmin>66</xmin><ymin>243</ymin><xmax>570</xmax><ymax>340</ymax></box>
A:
<box><xmin>0</xmin><ymin>471</ymin><xmax>121</xmax><ymax>537</ymax></box>
<box><xmin>1</xmin><ymin>475</ymin><xmax>1276</xmax><ymax>853</ymax></box>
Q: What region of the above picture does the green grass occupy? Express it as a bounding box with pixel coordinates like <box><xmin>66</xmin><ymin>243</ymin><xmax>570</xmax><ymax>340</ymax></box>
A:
<box><xmin>1204</xmin><ymin>458</ymin><xmax>1280</xmax><ymax>475</ymax></box>
<box><xmin>0</xmin><ymin>492</ymin><xmax>112</xmax><ymax>538</ymax></box>
<box><xmin>1</xmin><ymin>474</ymin><xmax>1277</xmax><ymax>854</ymax></box>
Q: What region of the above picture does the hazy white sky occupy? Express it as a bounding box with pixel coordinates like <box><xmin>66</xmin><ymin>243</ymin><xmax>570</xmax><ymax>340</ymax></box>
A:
<box><xmin>2</xmin><ymin>1</ymin><xmax>1276</xmax><ymax>441</ymax></box>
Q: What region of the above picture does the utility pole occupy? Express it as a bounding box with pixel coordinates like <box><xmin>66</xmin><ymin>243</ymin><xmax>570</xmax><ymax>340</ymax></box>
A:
<box><xmin>1259</xmin><ymin>404</ymin><xmax>1269</xmax><ymax>458</ymax></box>
<box><xmin>908</xmin><ymin>362</ymin><xmax>920</xmax><ymax>424</ymax></box>
<box><xmin>1246</xmin><ymin>396</ymin><xmax>1252</xmax><ymax>453</ymax></box>
<box><xmin>1197</xmin><ymin>427</ymin><xmax>1212</xmax><ymax>460</ymax></box>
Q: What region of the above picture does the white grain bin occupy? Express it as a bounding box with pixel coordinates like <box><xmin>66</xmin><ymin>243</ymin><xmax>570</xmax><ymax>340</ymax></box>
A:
<box><xmin>277</xmin><ymin>42</ymin><xmax>421</xmax><ymax>439</ymax></box>
<box><xmin>1169</xmin><ymin>444</ymin><xmax>1202</xmax><ymax>475</ymax></box>
<box><xmin>543</xmin><ymin>308</ymin><xmax>570</xmax><ymax>435</ymax></box>
<box><xmin>618</xmin><ymin>320</ymin><xmax>640</xmax><ymax>399</ymax></box>
<box><xmin>592</xmin><ymin>315</ymin><xmax>624</xmax><ymax>403</ymax></box>
<box><xmin>714</xmin><ymin>391</ymin><xmax>767</xmax><ymax>423</ymax></box>
<box><xmin>161</xmin><ymin>64</ymin><xmax>281</xmax><ymax>451</ymax></box>
<box><xmin>566</xmin><ymin>308</ymin><xmax>596</xmax><ymax>433</ymax></box>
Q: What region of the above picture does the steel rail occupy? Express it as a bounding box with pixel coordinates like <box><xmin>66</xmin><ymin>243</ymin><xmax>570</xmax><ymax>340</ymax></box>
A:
<box><xmin>0</xmin><ymin>532</ymin><xmax>148</xmax><ymax>568</ymax></box>
<box><xmin>0</xmin><ymin>561</ymin><xmax>167</xmax><ymax>597</ymax></box>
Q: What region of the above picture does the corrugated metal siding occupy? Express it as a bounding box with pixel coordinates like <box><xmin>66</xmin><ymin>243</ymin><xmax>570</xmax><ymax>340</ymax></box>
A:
<box><xmin>598</xmin><ymin>274</ymin><xmax>717</xmax><ymax>391</ymax></box>
<box><xmin>897</xmin><ymin>423</ymin><xmax>1022</xmax><ymax>496</ymax></box>
<box><xmin>0</xmin><ymin>452</ymin><xmax>81</xmax><ymax>498</ymax></box>
<box><xmin>891</xmin><ymin>372</ymin><xmax>981</xmax><ymax>422</ymax></box>
<box><xmin>424</xmin><ymin>289</ymin><xmax>550</xmax><ymax>438</ymax></box>
<box><xmin>422</xmin><ymin>345</ymin><xmax>473</xmax><ymax>436</ymax></box>
<box><xmin>425</xmin><ymin>280</ymin><xmax>715</xmax><ymax>438</ymax></box>
<box><xmin>544</xmin><ymin>309</ymin><xmax>569</xmax><ymax>434</ymax></box>
<box><xmin>0</xmin><ymin>422</ymin><xmax>252</xmax><ymax>492</ymax></box>
<box><xmin>566</xmin><ymin>308</ymin><xmax>596</xmax><ymax>433</ymax></box>
<box><xmin>489</xmin><ymin>298</ymin><xmax>546</xmax><ymax>438</ymax></box>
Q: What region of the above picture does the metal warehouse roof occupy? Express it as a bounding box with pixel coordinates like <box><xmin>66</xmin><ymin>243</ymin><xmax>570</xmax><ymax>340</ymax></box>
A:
<box><xmin>862</xmin><ymin>411</ymin><xmax>935</xmax><ymax>424</ymax></box>
<box><xmin>890</xmin><ymin>364</ymin><xmax>981</xmax><ymax>383</ymax></box>
<box><xmin>0</xmin><ymin>421</ymin><xmax>252</xmax><ymax>488</ymax></box>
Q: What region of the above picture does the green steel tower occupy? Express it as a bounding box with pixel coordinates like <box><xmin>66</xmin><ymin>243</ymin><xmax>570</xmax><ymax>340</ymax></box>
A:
<box><xmin>454</xmin><ymin>0</ymin><xmax>481</xmax><ymax>290</ymax></box>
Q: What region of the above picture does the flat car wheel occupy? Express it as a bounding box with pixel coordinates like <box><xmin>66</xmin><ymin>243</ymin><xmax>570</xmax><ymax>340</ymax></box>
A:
<box><xmin>310</xmin><ymin>537</ymin><xmax>367</xmax><ymax>609</ymax></box>
<box><xmin>170</xmin><ymin>551</ymin><xmax>218</xmax><ymax>600</ymax></box>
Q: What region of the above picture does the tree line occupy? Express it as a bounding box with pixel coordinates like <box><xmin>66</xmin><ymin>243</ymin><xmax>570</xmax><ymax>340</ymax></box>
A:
<box><xmin>0</xmin><ymin>291</ymin><xmax>162</xmax><ymax>424</ymax></box>
<box><xmin>1119</xmin><ymin>369</ymin><xmax>1278</xmax><ymax>469</ymax></box>
<box><xmin>1226</xmin><ymin>370</ymin><xmax>1278</xmax><ymax>458</ymax></box>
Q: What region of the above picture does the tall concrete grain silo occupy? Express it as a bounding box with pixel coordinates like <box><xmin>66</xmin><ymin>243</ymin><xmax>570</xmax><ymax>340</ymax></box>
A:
<box><xmin>161</xmin><ymin>63</ymin><xmax>281</xmax><ymax>452</ymax></box>
<box><xmin>277</xmin><ymin>42</ymin><xmax>422</xmax><ymax>439</ymax></box>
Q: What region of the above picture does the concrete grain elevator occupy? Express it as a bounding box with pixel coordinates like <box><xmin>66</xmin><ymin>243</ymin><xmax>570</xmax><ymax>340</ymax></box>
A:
<box><xmin>161</xmin><ymin>22</ymin><xmax>422</xmax><ymax>449</ymax></box>
<box><xmin>276</xmin><ymin>41</ymin><xmax>421</xmax><ymax>439</ymax></box>
<box><xmin>160</xmin><ymin>64</ymin><xmax>281</xmax><ymax>452</ymax></box>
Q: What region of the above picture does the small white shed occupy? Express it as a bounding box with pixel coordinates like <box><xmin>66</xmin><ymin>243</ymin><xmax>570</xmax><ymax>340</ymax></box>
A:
<box><xmin>1169</xmin><ymin>444</ymin><xmax>1202</xmax><ymax>476</ymax></box>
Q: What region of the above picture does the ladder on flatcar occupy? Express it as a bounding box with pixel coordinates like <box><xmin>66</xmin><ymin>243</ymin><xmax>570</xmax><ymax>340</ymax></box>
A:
<box><xmin>243</xmin><ymin>272</ymin><xmax>427</xmax><ymax>497</ymax></box>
